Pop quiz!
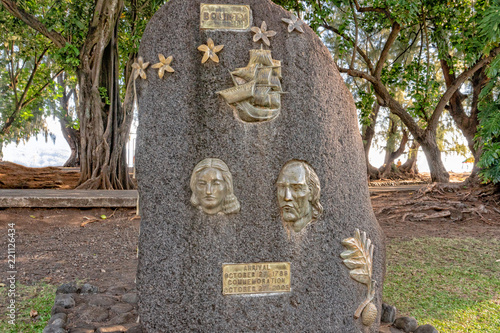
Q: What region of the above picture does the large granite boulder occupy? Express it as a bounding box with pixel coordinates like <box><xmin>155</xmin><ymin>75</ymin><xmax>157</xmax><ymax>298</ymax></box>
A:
<box><xmin>136</xmin><ymin>0</ymin><xmax>385</xmax><ymax>331</ymax></box>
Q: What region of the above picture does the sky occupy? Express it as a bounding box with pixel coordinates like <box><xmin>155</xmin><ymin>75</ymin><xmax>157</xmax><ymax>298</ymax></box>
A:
<box><xmin>3</xmin><ymin>118</ymin><xmax>71</xmax><ymax>167</ymax></box>
<box><xmin>2</xmin><ymin>117</ymin><xmax>472</xmax><ymax>173</ymax></box>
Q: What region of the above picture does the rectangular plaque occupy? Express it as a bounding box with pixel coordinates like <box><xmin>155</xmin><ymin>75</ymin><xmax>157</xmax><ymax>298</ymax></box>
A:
<box><xmin>222</xmin><ymin>262</ymin><xmax>291</xmax><ymax>295</ymax></box>
<box><xmin>200</xmin><ymin>4</ymin><xmax>252</xmax><ymax>31</ymax></box>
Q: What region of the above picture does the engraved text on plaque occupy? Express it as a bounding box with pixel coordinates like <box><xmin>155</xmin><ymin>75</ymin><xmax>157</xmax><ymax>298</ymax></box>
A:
<box><xmin>200</xmin><ymin>4</ymin><xmax>252</xmax><ymax>31</ymax></box>
<box><xmin>222</xmin><ymin>262</ymin><xmax>291</xmax><ymax>295</ymax></box>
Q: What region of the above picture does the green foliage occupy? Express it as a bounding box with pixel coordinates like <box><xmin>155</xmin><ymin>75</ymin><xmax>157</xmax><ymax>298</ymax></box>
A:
<box><xmin>52</xmin><ymin>43</ymin><xmax>80</xmax><ymax>69</ymax></box>
<box><xmin>14</xmin><ymin>0</ymin><xmax>93</xmax><ymax>71</ymax></box>
<box><xmin>272</xmin><ymin>0</ymin><xmax>498</xmax><ymax>171</ymax></box>
<box><xmin>98</xmin><ymin>87</ymin><xmax>110</xmax><ymax>105</ymax></box>
<box><xmin>0</xmin><ymin>0</ymin><xmax>166</xmax><ymax>149</ymax></box>
<box><xmin>0</xmin><ymin>283</ymin><xmax>56</xmax><ymax>333</ymax></box>
<box><xmin>476</xmin><ymin>75</ymin><xmax>500</xmax><ymax>183</ymax></box>
<box><xmin>384</xmin><ymin>237</ymin><xmax>500</xmax><ymax>332</ymax></box>
<box><xmin>477</xmin><ymin>2</ymin><xmax>500</xmax><ymax>55</ymax></box>
<box><xmin>356</xmin><ymin>89</ymin><xmax>376</xmax><ymax>127</ymax></box>
<box><xmin>118</xmin><ymin>0</ymin><xmax>168</xmax><ymax>97</ymax></box>
<box><xmin>0</xmin><ymin>5</ymin><xmax>60</xmax><ymax>144</ymax></box>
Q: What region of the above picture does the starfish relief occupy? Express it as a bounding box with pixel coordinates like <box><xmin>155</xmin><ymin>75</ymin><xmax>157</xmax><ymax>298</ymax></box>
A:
<box><xmin>152</xmin><ymin>54</ymin><xmax>174</xmax><ymax>79</ymax></box>
<box><xmin>251</xmin><ymin>21</ymin><xmax>277</xmax><ymax>46</ymax></box>
<box><xmin>282</xmin><ymin>14</ymin><xmax>305</xmax><ymax>33</ymax></box>
<box><xmin>132</xmin><ymin>56</ymin><xmax>150</xmax><ymax>80</ymax></box>
<box><xmin>198</xmin><ymin>38</ymin><xmax>224</xmax><ymax>64</ymax></box>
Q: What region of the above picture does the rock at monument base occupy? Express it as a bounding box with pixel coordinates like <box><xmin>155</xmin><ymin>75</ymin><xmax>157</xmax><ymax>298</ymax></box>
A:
<box><xmin>54</xmin><ymin>294</ymin><xmax>75</xmax><ymax>309</ymax></box>
<box><xmin>136</xmin><ymin>0</ymin><xmax>385</xmax><ymax>332</ymax></box>
<box><xmin>394</xmin><ymin>317</ymin><xmax>418</xmax><ymax>332</ymax></box>
<box><xmin>414</xmin><ymin>324</ymin><xmax>439</xmax><ymax>333</ymax></box>
<box><xmin>381</xmin><ymin>303</ymin><xmax>397</xmax><ymax>324</ymax></box>
<box><xmin>57</xmin><ymin>283</ymin><xmax>78</xmax><ymax>294</ymax></box>
<box><xmin>379</xmin><ymin>325</ymin><xmax>405</xmax><ymax>333</ymax></box>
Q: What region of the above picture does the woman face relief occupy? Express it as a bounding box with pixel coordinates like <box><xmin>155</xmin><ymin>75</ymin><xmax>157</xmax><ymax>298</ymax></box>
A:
<box><xmin>194</xmin><ymin>167</ymin><xmax>228</xmax><ymax>214</ymax></box>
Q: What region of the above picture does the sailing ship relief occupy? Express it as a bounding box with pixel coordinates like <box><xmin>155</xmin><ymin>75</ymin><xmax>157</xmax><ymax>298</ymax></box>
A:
<box><xmin>218</xmin><ymin>48</ymin><xmax>283</xmax><ymax>123</ymax></box>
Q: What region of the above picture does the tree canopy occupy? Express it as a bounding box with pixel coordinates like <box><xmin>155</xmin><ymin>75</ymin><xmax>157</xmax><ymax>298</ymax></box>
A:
<box><xmin>274</xmin><ymin>0</ymin><xmax>500</xmax><ymax>183</ymax></box>
<box><xmin>1</xmin><ymin>0</ymin><xmax>166</xmax><ymax>188</ymax></box>
<box><xmin>1</xmin><ymin>0</ymin><xmax>499</xmax><ymax>185</ymax></box>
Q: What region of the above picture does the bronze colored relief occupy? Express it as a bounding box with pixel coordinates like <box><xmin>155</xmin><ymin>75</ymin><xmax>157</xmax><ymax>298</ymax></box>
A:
<box><xmin>276</xmin><ymin>160</ymin><xmax>323</xmax><ymax>232</ymax></box>
<box><xmin>222</xmin><ymin>262</ymin><xmax>291</xmax><ymax>295</ymax></box>
<box><xmin>217</xmin><ymin>48</ymin><xmax>283</xmax><ymax>123</ymax></box>
<box><xmin>200</xmin><ymin>4</ymin><xmax>252</xmax><ymax>31</ymax></box>
<box><xmin>198</xmin><ymin>38</ymin><xmax>224</xmax><ymax>64</ymax></box>
<box><xmin>341</xmin><ymin>229</ymin><xmax>378</xmax><ymax>326</ymax></box>
<box><xmin>132</xmin><ymin>57</ymin><xmax>150</xmax><ymax>80</ymax></box>
<box><xmin>250</xmin><ymin>21</ymin><xmax>277</xmax><ymax>46</ymax></box>
<box><xmin>282</xmin><ymin>14</ymin><xmax>305</xmax><ymax>33</ymax></box>
<box><xmin>152</xmin><ymin>54</ymin><xmax>174</xmax><ymax>78</ymax></box>
<box><xmin>190</xmin><ymin>158</ymin><xmax>240</xmax><ymax>215</ymax></box>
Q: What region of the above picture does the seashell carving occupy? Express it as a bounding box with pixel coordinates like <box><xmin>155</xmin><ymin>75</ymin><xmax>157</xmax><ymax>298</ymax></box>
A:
<box><xmin>361</xmin><ymin>302</ymin><xmax>378</xmax><ymax>326</ymax></box>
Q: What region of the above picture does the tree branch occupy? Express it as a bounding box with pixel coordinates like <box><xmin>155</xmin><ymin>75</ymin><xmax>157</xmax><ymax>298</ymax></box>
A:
<box><xmin>1</xmin><ymin>0</ymin><xmax>67</xmax><ymax>48</ymax></box>
<box><xmin>23</xmin><ymin>69</ymin><xmax>64</xmax><ymax>107</ymax></box>
<box><xmin>352</xmin><ymin>0</ymin><xmax>391</xmax><ymax>20</ymax></box>
<box><xmin>338</xmin><ymin>65</ymin><xmax>425</xmax><ymax>139</ymax></box>
<box><xmin>428</xmin><ymin>46</ymin><xmax>500</xmax><ymax>131</ymax></box>
<box><xmin>391</xmin><ymin>25</ymin><xmax>422</xmax><ymax>65</ymax></box>
<box><xmin>8</xmin><ymin>42</ymin><xmax>18</xmax><ymax>106</ymax></box>
<box><xmin>323</xmin><ymin>23</ymin><xmax>375</xmax><ymax>74</ymax></box>
<box><xmin>374</xmin><ymin>21</ymin><xmax>401</xmax><ymax>78</ymax></box>
<box><xmin>0</xmin><ymin>49</ymin><xmax>58</xmax><ymax>135</ymax></box>
<box><xmin>349</xmin><ymin>0</ymin><xmax>359</xmax><ymax>69</ymax></box>
<box><xmin>337</xmin><ymin>66</ymin><xmax>377</xmax><ymax>84</ymax></box>
<box><xmin>17</xmin><ymin>48</ymin><xmax>48</xmax><ymax>109</ymax></box>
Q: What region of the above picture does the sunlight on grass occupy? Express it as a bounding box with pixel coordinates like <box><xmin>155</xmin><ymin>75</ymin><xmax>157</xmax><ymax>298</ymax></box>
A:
<box><xmin>384</xmin><ymin>237</ymin><xmax>500</xmax><ymax>333</ymax></box>
<box><xmin>0</xmin><ymin>283</ymin><xmax>56</xmax><ymax>333</ymax></box>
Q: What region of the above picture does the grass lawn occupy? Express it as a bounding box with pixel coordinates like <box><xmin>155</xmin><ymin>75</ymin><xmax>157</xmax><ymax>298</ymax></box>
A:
<box><xmin>0</xmin><ymin>283</ymin><xmax>55</xmax><ymax>333</ymax></box>
<box><xmin>1</xmin><ymin>238</ymin><xmax>498</xmax><ymax>332</ymax></box>
<box><xmin>384</xmin><ymin>237</ymin><xmax>500</xmax><ymax>333</ymax></box>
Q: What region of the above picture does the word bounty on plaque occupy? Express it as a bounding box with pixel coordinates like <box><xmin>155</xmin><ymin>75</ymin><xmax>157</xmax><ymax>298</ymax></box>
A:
<box><xmin>200</xmin><ymin>4</ymin><xmax>252</xmax><ymax>31</ymax></box>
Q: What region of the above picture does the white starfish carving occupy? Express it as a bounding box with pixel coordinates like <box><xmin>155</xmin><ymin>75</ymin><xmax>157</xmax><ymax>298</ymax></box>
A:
<box><xmin>132</xmin><ymin>56</ymin><xmax>150</xmax><ymax>80</ymax></box>
<box><xmin>251</xmin><ymin>21</ymin><xmax>277</xmax><ymax>46</ymax></box>
<box><xmin>282</xmin><ymin>14</ymin><xmax>305</xmax><ymax>33</ymax></box>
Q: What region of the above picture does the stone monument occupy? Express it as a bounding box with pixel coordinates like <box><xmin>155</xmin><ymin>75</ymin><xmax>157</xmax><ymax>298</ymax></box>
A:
<box><xmin>136</xmin><ymin>0</ymin><xmax>385</xmax><ymax>331</ymax></box>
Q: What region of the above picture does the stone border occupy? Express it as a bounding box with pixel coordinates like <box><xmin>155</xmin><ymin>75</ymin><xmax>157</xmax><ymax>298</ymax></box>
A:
<box><xmin>44</xmin><ymin>282</ymin><xmax>143</xmax><ymax>333</ymax></box>
<box><xmin>379</xmin><ymin>303</ymin><xmax>439</xmax><ymax>333</ymax></box>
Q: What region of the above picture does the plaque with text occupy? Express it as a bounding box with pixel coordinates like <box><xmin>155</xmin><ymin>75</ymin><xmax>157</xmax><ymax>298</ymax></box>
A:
<box><xmin>222</xmin><ymin>262</ymin><xmax>291</xmax><ymax>295</ymax></box>
<box><xmin>200</xmin><ymin>4</ymin><xmax>252</xmax><ymax>31</ymax></box>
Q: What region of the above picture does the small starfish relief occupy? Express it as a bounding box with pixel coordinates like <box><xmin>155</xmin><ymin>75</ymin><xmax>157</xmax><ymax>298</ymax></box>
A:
<box><xmin>282</xmin><ymin>14</ymin><xmax>305</xmax><ymax>33</ymax></box>
<box><xmin>152</xmin><ymin>54</ymin><xmax>174</xmax><ymax>78</ymax></box>
<box><xmin>251</xmin><ymin>21</ymin><xmax>277</xmax><ymax>46</ymax></box>
<box><xmin>132</xmin><ymin>56</ymin><xmax>150</xmax><ymax>80</ymax></box>
<box><xmin>198</xmin><ymin>38</ymin><xmax>224</xmax><ymax>64</ymax></box>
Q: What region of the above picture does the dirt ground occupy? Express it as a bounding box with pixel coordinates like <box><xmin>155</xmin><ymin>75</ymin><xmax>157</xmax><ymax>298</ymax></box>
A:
<box><xmin>0</xmin><ymin>163</ymin><xmax>498</xmax><ymax>289</ymax></box>
<box><xmin>0</xmin><ymin>162</ymin><xmax>80</xmax><ymax>189</ymax></box>
<box><xmin>0</xmin><ymin>208</ymin><xmax>140</xmax><ymax>289</ymax></box>
<box><xmin>0</xmin><ymin>190</ymin><xmax>498</xmax><ymax>289</ymax></box>
<box><xmin>0</xmin><ymin>161</ymin><xmax>467</xmax><ymax>189</ymax></box>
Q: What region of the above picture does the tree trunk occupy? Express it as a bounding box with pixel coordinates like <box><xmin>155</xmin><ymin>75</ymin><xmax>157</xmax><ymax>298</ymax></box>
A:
<box><xmin>0</xmin><ymin>0</ymin><xmax>134</xmax><ymax>189</ymax></box>
<box><xmin>76</xmin><ymin>0</ymin><xmax>133</xmax><ymax>189</ymax></box>
<box><xmin>441</xmin><ymin>59</ymin><xmax>488</xmax><ymax>172</ymax></box>
<box><xmin>60</xmin><ymin>119</ymin><xmax>80</xmax><ymax>167</ymax></box>
<box><xmin>379</xmin><ymin>129</ymin><xmax>408</xmax><ymax>178</ymax></box>
<box><xmin>358</xmin><ymin>73</ymin><xmax>451</xmax><ymax>183</ymax></box>
<box><xmin>420</xmin><ymin>132</ymin><xmax>450</xmax><ymax>182</ymax></box>
<box><xmin>361</xmin><ymin>103</ymin><xmax>381</xmax><ymax>179</ymax></box>
<box><xmin>400</xmin><ymin>142</ymin><xmax>419</xmax><ymax>174</ymax></box>
<box><xmin>57</xmin><ymin>75</ymin><xmax>81</xmax><ymax>167</ymax></box>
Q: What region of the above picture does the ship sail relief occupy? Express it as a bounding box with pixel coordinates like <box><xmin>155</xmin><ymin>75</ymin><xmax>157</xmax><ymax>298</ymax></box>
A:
<box><xmin>218</xmin><ymin>48</ymin><xmax>284</xmax><ymax>123</ymax></box>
